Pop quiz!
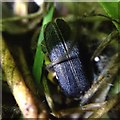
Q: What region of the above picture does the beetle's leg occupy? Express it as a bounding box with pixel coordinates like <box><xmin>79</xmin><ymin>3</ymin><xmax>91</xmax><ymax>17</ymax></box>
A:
<box><xmin>47</xmin><ymin>71</ymin><xmax>58</xmax><ymax>85</ymax></box>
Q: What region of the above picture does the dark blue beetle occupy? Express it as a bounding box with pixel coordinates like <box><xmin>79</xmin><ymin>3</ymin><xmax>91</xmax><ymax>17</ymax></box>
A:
<box><xmin>44</xmin><ymin>19</ymin><xmax>92</xmax><ymax>98</ymax></box>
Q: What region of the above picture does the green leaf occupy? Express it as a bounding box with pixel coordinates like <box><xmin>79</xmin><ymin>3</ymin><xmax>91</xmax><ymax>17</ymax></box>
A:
<box><xmin>33</xmin><ymin>4</ymin><xmax>55</xmax><ymax>86</ymax></box>
<box><xmin>109</xmin><ymin>75</ymin><xmax>120</xmax><ymax>96</ymax></box>
<box><xmin>100</xmin><ymin>1</ymin><xmax>120</xmax><ymax>32</ymax></box>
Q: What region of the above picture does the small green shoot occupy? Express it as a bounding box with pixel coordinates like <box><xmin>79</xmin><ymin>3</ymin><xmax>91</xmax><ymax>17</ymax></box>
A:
<box><xmin>33</xmin><ymin>4</ymin><xmax>55</xmax><ymax>87</ymax></box>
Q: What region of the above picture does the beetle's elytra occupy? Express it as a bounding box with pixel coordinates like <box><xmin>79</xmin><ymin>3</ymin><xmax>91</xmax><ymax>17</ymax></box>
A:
<box><xmin>44</xmin><ymin>19</ymin><xmax>92</xmax><ymax>97</ymax></box>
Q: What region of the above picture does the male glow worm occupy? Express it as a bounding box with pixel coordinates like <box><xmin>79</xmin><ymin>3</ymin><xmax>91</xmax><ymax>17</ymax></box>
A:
<box><xmin>44</xmin><ymin>19</ymin><xmax>92</xmax><ymax>98</ymax></box>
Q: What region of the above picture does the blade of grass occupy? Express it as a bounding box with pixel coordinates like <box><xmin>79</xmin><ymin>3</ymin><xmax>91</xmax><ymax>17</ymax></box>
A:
<box><xmin>33</xmin><ymin>4</ymin><xmax>55</xmax><ymax>87</ymax></box>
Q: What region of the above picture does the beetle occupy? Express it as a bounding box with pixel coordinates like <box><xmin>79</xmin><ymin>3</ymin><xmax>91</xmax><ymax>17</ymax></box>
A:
<box><xmin>44</xmin><ymin>19</ymin><xmax>92</xmax><ymax>98</ymax></box>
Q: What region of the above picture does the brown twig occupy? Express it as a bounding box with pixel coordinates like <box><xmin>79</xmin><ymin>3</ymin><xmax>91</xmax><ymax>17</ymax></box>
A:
<box><xmin>88</xmin><ymin>92</ymin><xmax>120</xmax><ymax>118</ymax></box>
<box><xmin>0</xmin><ymin>37</ymin><xmax>38</xmax><ymax>118</ymax></box>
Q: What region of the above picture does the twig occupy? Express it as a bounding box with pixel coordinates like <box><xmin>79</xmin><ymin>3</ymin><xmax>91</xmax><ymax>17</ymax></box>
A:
<box><xmin>91</xmin><ymin>31</ymin><xmax>119</xmax><ymax>60</ymax></box>
<box><xmin>1</xmin><ymin>7</ymin><xmax>44</xmax><ymax>23</ymax></box>
<box><xmin>0</xmin><ymin>37</ymin><xmax>38</xmax><ymax>118</ymax></box>
<box><xmin>15</xmin><ymin>47</ymin><xmax>37</xmax><ymax>96</ymax></box>
<box><xmin>88</xmin><ymin>92</ymin><xmax>120</xmax><ymax>118</ymax></box>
